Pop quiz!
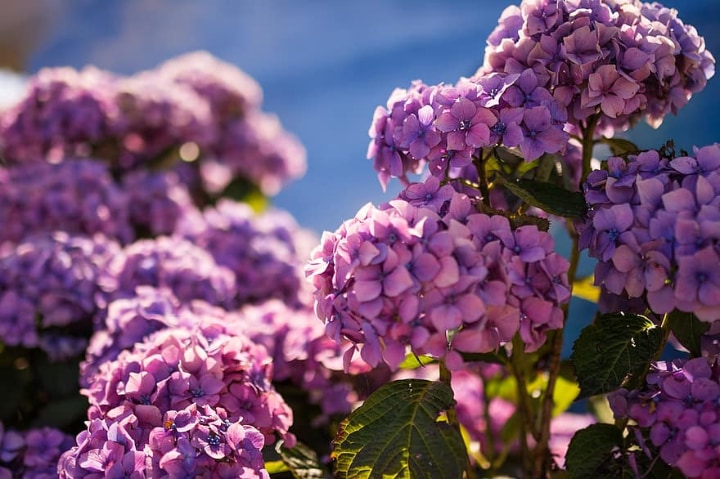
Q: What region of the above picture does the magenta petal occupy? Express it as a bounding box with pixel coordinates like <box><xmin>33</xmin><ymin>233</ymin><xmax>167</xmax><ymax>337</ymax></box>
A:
<box><xmin>434</xmin><ymin>257</ymin><xmax>460</xmax><ymax>288</ymax></box>
<box><xmin>436</xmin><ymin>111</ymin><xmax>459</xmax><ymax>132</ymax></box>
<box><xmin>199</xmin><ymin>375</ymin><xmax>225</xmax><ymax>395</ymax></box>
<box><xmin>611</xmin><ymin>245</ymin><xmax>639</xmax><ymax>273</ymax></box>
<box><xmin>134</xmin><ymin>404</ymin><xmax>162</xmax><ymax>426</ymax></box>
<box><xmin>456</xmin><ymin>294</ymin><xmax>485</xmax><ymax>322</ymax></box>
<box><xmin>662</xmin><ymin>189</ymin><xmax>696</xmax><ymax>212</ymax></box>
<box><xmin>354</xmin><ymin>280</ymin><xmax>382</xmax><ymax>302</ymax></box>
<box><xmin>465</xmin><ymin>124</ymin><xmax>491</xmax><ymax>147</ymax></box>
<box><xmin>430</xmin><ymin>305</ymin><xmax>462</xmax><ymax>330</ymax></box>
<box><xmin>383</xmin><ymin>266</ymin><xmax>415</xmax><ymax>297</ymax></box>
<box><xmin>451</xmin><ymin>97</ymin><xmax>476</xmax><ymax>120</ymax></box>
<box><xmin>452</xmin><ymin>328</ymin><xmax>498</xmax><ymax>353</ymax></box>
<box><xmin>413</xmin><ymin>253</ymin><xmax>441</xmax><ymax>282</ymax></box>
<box><xmin>647</xmin><ymin>287</ymin><xmax>676</xmax><ymax>314</ymax></box>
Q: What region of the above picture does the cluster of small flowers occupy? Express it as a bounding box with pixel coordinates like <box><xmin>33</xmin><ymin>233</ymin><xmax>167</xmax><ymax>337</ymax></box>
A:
<box><xmin>82</xmin><ymin>287</ymin><xmax>207</xmax><ymax>383</ymax></box>
<box><xmin>57</xmin><ymin>402</ymin><xmax>269</xmax><ymax>478</ymax></box>
<box><xmin>366</xmin><ymin>69</ymin><xmax>569</xmax><ymax>189</ymax></box>
<box><xmin>0</xmin><ymin>158</ymin><xmax>134</xmax><ymax>246</ymax></box>
<box><xmin>0</xmin><ymin>232</ymin><xmax>120</xmax><ymax>360</ymax></box>
<box><xmin>0</xmin><ymin>66</ymin><xmax>118</xmax><ymax>164</ymax></box>
<box><xmin>0</xmin><ymin>421</ymin><xmax>74</xmax><ymax>479</ymax></box>
<box><xmin>176</xmin><ymin>199</ymin><xmax>317</xmax><ymax>308</ymax></box>
<box><xmin>609</xmin><ymin>357</ymin><xmax>720</xmax><ymax>478</ymax></box>
<box><xmin>479</xmin><ymin>0</ymin><xmax>715</xmax><ymax>135</ymax></box>
<box><xmin>306</xmin><ymin>177</ymin><xmax>571</xmax><ymax>370</ymax></box>
<box><xmin>233</xmin><ymin>300</ymin><xmax>391</xmax><ymax>422</ymax></box>
<box><xmin>0</xmin><ymin>50</ymin><xmax>306</xmax><ymax>199</ymax></box>
<box><xmin>101</xmin><ymin>235</ymin><xmax>237</xmax><ymax>310</ymax></box>
<box><xmin>577</xmin><ymin>144</ymin><xmax>720</xmax><ymax>320</ymax></box>
<box><xmin>80</xmin><ymin>324</ymin><xmax>295</xmax><ymax>452</ymax></box>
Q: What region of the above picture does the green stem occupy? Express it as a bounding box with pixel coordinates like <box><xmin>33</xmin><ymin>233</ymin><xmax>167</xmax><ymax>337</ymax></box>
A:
<box><xmin>439</xmin><ymin>360</ymin><xmax>477</xmax><ymax>479</ymax></box>
<box><xmin>474</xmin><ymin>148</ymin><xmax>492</xmax><ymax>207</ymax></box>
<box><xmin>509</xmin><ymin>335</ymin><xmax>537</xmax><ymax>478</ymax></box>
<box><xmin>580</xmin><ymin>114</ymin><xmax>600</xmax><ymax>183</ymax></box>
<box><xmin>531</xmin><ymin>118</ymin><xmax>598</xmax><ymax>476</ymax></box>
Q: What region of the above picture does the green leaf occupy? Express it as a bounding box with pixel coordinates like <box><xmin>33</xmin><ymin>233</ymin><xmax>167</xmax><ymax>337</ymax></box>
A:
<box><xmin>566</xmin><ymin>423</ymin><xmax>624</xmax><ymax>479</ymax></box>
<box><xmin>599</xmin><ymin>137</ymin><xmax>639</xmax><ymax>156</ymax></box>
<box><xmin>551</xmin><ymin>362</ymin><xmax>581</xmax><ymax>416</ymax></box>
<box><xmin>276</xmin><ymin>442</ymin><xmax>327</xmax><ymax>479</ymax></box>
<box><xmin>398</xmin><ymin>354</ymin><xmax>436</xmax><ymax>370</ymax></box>
<box><xmin>332</xmin><ymin>379</ymin><xmax>467</xmax><ymax>479</ymax></box>
<box><xmin>218</xmin><ymin>177</ymin><xmax>268</xmax><ymax>211</ymax></box>
<box><xmin>572</xmin><ymin>276</ymin><xmax>600</xmax><ymax>303</ymax></box>
<box><xmin>498</xmin><ymin>175</ymin><xmax>587</xmax><ymax>218</ymax></box>
<box><xmin>458</xmin><ymin>351</ymin><xmax>506</xmax><ymax>365</ymax></box>
<box><xmin>571</xmin><ymin>313</ymin><xmax>662</xmax><ymax>398</ymax></box>
<box><xmin>265</xmin><ymin>461</ymin><xmax>290</xmax><ymax>475</ymax></box>
<box><xmin>668</xmin><ymin>310</ymin><xmax>710</xmax><ymax>357</ymax></box>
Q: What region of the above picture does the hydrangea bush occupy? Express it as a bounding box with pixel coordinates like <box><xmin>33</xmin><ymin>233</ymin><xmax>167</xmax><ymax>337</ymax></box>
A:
<box><xmin>0</xmin><ymin>0</ymin><xmax>718</xmax><ymax>477</ymax></box>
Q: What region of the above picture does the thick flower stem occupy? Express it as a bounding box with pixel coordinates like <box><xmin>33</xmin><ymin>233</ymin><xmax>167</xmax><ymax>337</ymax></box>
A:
<box><xmin>531</xmin><ymin>228</ymin><xmax>582</xmax><ymax>477</ymax></box>
<box><xmin>509</xmin><ymin>335</ymin><xmax>538</xmax><ymax>478</ymax></box>
<box><xmin>580</xmin><ymin>114</ymin><xmax>601</xmax><ymax>183</ymax></box>
<box><xmin>530</xmin><ymin>118</ymin><xmax>598</xmax><ymax>477</ymax></box>
<box><xmin>439</xmin><ymin>359</ymin><xmax>477</xmax><ymax>479</ymax></box>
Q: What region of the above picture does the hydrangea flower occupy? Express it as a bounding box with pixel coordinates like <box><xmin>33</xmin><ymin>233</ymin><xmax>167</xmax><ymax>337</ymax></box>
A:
<box><xmin>0</xmin><ymin>422</ymin><xmax>74</xmax><ymax>479</ymax></box>
<box><xmin>206</xmin><ymin>111</ymin><xmax>307</xmax><ymax>196</ymax></box>
<box><xmin>609</xmin><ymin>357</ymin><xmax>720</xmax><ymax>477</ymax></box>
<box><xmin>82</xmin><ymin>324</ymin><xmax>294</xmax><ymax>447</ymax></box>
<box><xmin>153</xmin><ymin>50</ymin><xmax>263</xmax><ymax>121</ymax></box>
<box><xmin>577</xmin><ymin>144</ymin><xmax>720</xmax><ymax>321</ymax></box>
<box><xmin>101</xmin><ymin>235</ymin><xmax>236</xmax><ymax>309</ymax></box>
<box><xmin>176</xmin><ymin>199</ymin><xmax>316</xmax><ymax>308</ymax></box>
<box><xmin>0</xmin><ymin>232</ymin><xmax>120</xmax><ymax>360</ymax></box>
<box><xmin>306</xmin><ymin>178</ymin><xmax>570</xmax><ymax>370</ymax></box>
<box><xmin>366</xmin><ymin>72</ymin><xmax>568</xmax><ymax>189</ymax></box>
<box><xmin>0</xmin><ymin>53</ymin><xmax>306</xmax><ymax>202</ymax></box>
<box><xmin>0</xmin><ymin>66</ymin><xmax>119</xmax><ymax>165</ymax></box>
<box><xmin>110</xmin><ymin>73</ymin><xmax>216</xmax><ymax>172</ymax></box>
<box><xmin>231</xmin><ymin>299</ymin><xmax>390</xmax><ymax>423</ymax></box>
<box><xmin>121</xmin><ymin>169</ymin><xmax>198</xmax><ymax>238</ymax></box>
<box><xmin>0</xmin><ymin>159</ymin><xmax>134</xmax><ymax>245</ymax></box>
<box><xmin>58</xmin><ymin>403</ymin><xmax>270</xmax><ymax>478</ymax></box>
<box><xmin>479</xmin><ymin>0</ymin><xmax>715</xmax><ymax>135</ymax></box>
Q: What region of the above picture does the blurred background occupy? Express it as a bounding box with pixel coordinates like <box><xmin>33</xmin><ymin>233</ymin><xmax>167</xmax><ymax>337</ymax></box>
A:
<box><xmin>2</xmin><ymin>0</ymin><xmax>719</xmax><ymax>235</ymax></box>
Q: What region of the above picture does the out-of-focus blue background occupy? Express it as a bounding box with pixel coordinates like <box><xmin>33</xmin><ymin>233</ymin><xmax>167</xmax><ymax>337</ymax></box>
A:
<box><xmin>3</xmin><ymin>0</ymin><xmax>720</xmax><ymax>356</ymax></box>
<box><xmin>14</xmin><ymin>0</ymin><xmax>720</xmax><ymax>234</ymax></box>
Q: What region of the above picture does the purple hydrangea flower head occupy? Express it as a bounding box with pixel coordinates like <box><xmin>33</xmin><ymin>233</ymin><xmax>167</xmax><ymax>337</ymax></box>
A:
<box><xmin>110</xmin><ymin>73</ymin><xmax>216</xmax><ymax>172</ymax></box>
<box><xmin>0</xmin><ymin>232</ymin><xmax>121</xmax><ymax>360</ymax></box>
<box><xmin>82</xmin><ymin>324</ymin><xmax>294</xmax><ymax>447</ymax></box>
<box><xmin>609</xmin><ymin>357</ymin><xmax>720</xmax><ymax>477</ymax></box>
<box><xmin>479</xmin><ymin>0</ymin><xmax>715</xmax><ymax>135</ymax></box>
<box><xmin>0</xmin><ymin>423</ymin><xmax>73</xmax><ymax>479</ymax></box>
<box><xmin>82</xmin><ymin>286</ymin><xmax>186</xmax><ymax>384</ymax></box>
<box><xmin>0</xmin><ymin>158</ymin><xmax>134</xmax><ymax>245</ymax></box>
<box><xmin>121</xmin><ymin>169</ymin><xmax>198</xmax><ymax>238</ymax></box>
<box><xmin>206</xmin><ymin>111</ymin><xmax>307</xmax><ymax>196</ymax></box>
<box><xmin>153</xmin><ymin>50</ymin><xmax>263</xmax><ymax>121</ymax></box>
<box><xmin>578</xmin><ymin>144</ymin><xmax>720</xmax><ymax>321</ymax></box>
<box><xmin>101</xmin><ymin>235</ymin><xmax>236</xmax><ymax>309</ymax></box>
<box><xmin>367</xmin><ymin>70</ymin><xmax>568</xmax><ymax>188</ymax></box>
<box><xmin>231</xmin><ymin>299</ymin><xmax>389</xmax><ymax>424</ymax></box>
<box><xmin>0</xmin><ymin>66</ymin><xmax>119</xmax><ymax>165</ymax></box>
<box><xmin>176</xmin><ymin>199</ymin><xmax>316</xmax><ymax>308</ymax></box>
<box><xmin>306</xmin><ymin>180</ymin><xmax>570</xmax><ymax>369</ymax></box>
<box><xmin>59</xmin><ymin>403</ymin><xmax>269</xmax><ymax>478</ymax></box>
